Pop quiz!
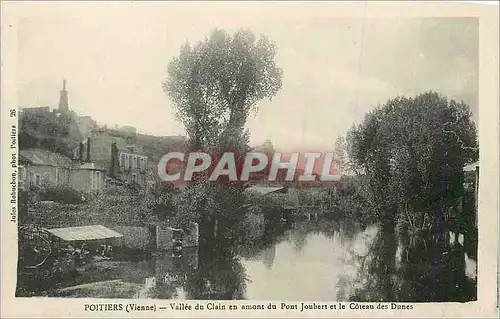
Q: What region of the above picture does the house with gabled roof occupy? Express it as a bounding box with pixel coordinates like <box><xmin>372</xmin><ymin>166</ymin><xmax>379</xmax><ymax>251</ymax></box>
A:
<box><xmin>19</xmin><ymin>148</ymin><xmax>106</xmax><ymax>192</ymax></box>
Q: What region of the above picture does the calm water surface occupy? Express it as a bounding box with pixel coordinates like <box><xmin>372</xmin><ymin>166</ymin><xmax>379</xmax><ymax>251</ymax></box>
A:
<box><xmin>241</xmin><ymin>226</ymin><xmax>379</xmax><ymax>300</ymax></box>
<box><xmin>53</xmin><ymin>222</ymin><xmax>379</xmax><ymax>300</ymax></box>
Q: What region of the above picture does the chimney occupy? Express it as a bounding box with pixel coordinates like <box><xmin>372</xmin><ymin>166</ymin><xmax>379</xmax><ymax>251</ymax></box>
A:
<box><xmin>79</xmin><ymin>142</ymin><xmax>84</xmax><ymax>162</ymax></box>
<box><xmin>86</xmin><ymin>137</ymin><xmax>91</xmax><ymax>162</ymax></box>
<box><xmin>110</xmin><ymin>142</ymin><xmax>118</xmax><ymax>178</ymax></box>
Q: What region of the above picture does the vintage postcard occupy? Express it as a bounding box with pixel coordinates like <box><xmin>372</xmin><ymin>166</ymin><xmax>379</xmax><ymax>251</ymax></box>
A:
<box><xmin>1</xmin><ymin>1</ymin><xmax>499</xmax><ymax>318</ymax></box>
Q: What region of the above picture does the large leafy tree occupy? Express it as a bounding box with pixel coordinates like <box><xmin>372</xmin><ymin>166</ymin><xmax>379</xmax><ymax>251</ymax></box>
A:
<box><xmin>163</xmin><ymin>28</ymin><xmax>283</xmax><ymax>245</ymax></box>
<box><xmin>164</xmin><ymin>28</ymin><xmax>283</xmax><ymax>153</ymax></box>
<box><xmin>346</xmin><ymin>91</ymin><xmax>478</xmax><ymax>300</ymax></box>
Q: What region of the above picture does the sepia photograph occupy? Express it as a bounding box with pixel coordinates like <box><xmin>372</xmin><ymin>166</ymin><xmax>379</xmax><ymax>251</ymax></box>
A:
<box><xmin>1</xmin><ymin>1</ymin><xmax>499</xmax><ymax>318</ymax></box>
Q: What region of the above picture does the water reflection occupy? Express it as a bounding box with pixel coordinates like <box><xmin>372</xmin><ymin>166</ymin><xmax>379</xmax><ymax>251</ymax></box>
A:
<box><xmin>242</xmin><ymin>224</ymin><xmax>379</xmax><ymax>301</ymax></box>
<box><xmin>46</xmin><ymin>220</ymin><xmax>475</xmax><ymax>301</ymax></box>
<box><xmin>261</xmin><ymin>246</ymin><xmax>276</xmax><ymax>269</ymax></box>
<box><xmin>183</xmin><ymin>243</ymin><xmax>248</xmax><ymax>300</ymax></box>
<box><xmin>49</xmin><ymin>222</ymin><xmax>375</xmax><ymax>300</ymax></box>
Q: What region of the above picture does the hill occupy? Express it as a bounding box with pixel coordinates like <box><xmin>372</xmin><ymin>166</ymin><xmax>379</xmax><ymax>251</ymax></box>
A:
<box><xmin>19</xmin><ymin>110</ymin><xmax>82</xmax><ymax>158</ymax></box>
<box><xmin>84</xmin><ymin>133</ymin><xmax>187</xmax><ymax>173</ymax></box>
<box><xmin>136</xmin><ymin>134</ymin><xmax>187</xmax><ymax>168</ymax></box>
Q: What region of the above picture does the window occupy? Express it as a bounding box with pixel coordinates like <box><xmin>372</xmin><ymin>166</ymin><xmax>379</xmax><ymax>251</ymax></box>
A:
<box><xmin>132</xmin><ymin>173</ymin><xmax>137</xmax><ymax>184</ymax></box>
<box><xmin>120</xmin><ymin>153</ymin><xmax>125</xmax><ymax>167</ymax></box>
<box><xmin>35</xmin><ymin>174</ymin><xmax>41</xmax><ymax>186</ymax></box>
<box><xmin>19</xmin><ymin>166</ymin><xmax>26</xmax><ymax>181</ymax></box>
<box><xmin>135</xmin><ymin>156</ymin><xmax>139</xmax><ymax>169</ymax></box>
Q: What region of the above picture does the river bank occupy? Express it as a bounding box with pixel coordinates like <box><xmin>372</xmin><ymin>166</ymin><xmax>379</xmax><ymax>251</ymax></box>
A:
<box><xmin>17</xmin><ymin>217</ymin><xmax>477</xmax><ymax>301</ymax></box>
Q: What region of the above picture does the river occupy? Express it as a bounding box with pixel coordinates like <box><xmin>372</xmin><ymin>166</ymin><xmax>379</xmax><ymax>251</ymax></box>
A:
<box><xmin>241</xmin><ymin>224</ymin><xmax>379</xmax><ymax>300</ymax></box>
<box><xmin>47</xmin><ymin>220</ymin><xmax>476</xmax><ymax>301</ymax></box>
<box><xmin>51</xmin><ymin>221</ymin><xmax>380</xmax><ymax>300</ymax></box>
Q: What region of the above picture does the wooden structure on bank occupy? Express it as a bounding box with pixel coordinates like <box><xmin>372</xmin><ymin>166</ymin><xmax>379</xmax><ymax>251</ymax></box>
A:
<box><xmin>45</xmin><ymin>225</ymin><xmax>123</xmax><ymax>257</ymax></box>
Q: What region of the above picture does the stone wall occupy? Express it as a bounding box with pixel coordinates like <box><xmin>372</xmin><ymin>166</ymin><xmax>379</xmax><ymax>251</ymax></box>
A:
<box><xmin>110</xmin><ymin>223</ymin><xmax>199</xmax><ymax>251</ymax></box>
<box><xmin>156</xmin><ymin>227</ymin><xmax>174</xmax><ymax>250</ymax></box>
<box><xmin>156</xmin><ymin>223</ymin><xmax>199</xmax><ymax>250</ymax></box>
<box><xmin>110</xmin><ymin>226</ymin><xmax>150</xmax><ymax>250</ymax></box>
<box><xmin>182</xmin><ymin>222</ymin><xmax>199</xmax><ymax>248</ymax></box>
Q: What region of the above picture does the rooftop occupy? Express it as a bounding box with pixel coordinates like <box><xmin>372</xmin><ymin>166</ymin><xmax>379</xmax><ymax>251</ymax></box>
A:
<box><xmin>244</xmin><ymin>186</ymin><xmax>287</xmax><ymax>196</ymax></box>
<box><xmin>45</xmin><ymin>225</ymin><xmax>123</xmax><ymax>242</ymax></box>
<box><xmin>118</xmin><ymin>144</ymin><xmax>145</xmax><ymax>155</ymax></box>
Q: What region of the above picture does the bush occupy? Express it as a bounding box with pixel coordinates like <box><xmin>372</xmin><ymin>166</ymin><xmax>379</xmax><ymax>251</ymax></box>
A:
<box><xmin>325</xmin><ymin>176</ymin><xmax>378</xmax><ymax>227</ymax></box>
<box><xmin>240</xmin><ymin>212</ymin><xmax>266</xmax><ymax>245</ymax></box>
<box><xmin>38</xmin><ymin>182</ymin><xmax>85</xmax><ymax>204</ymax></box>
<box><xmin>16</xmin><ymin>252</ymin><xmax>77</xmax><ymax>297</ymax></box>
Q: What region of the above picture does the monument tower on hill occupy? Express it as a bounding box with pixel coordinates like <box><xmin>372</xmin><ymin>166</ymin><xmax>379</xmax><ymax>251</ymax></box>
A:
<box><xmin>58</xmin><ymin>79</ymin><xmax>69</xmax><ymax>113</ymax></box>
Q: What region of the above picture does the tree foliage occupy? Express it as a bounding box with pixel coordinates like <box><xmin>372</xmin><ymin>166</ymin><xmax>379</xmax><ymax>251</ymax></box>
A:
<box><xmin>19</xmin><ymin>111</ymin><xmax>82</xmax><ymax>157</ymax></box>
<box><xmin>347</xmin><ymin>91</ymin><xmax>478</xmax><ymax>227</ymax></box>
<box><xmin>163</xmin><ymin>28</ymin><xmax>284</xmax><ymax>244</ymax></box>
<box><xmin>344</xmin><ymin>91</ymin><xmax>478</xmax><ymax>300</ymax></box>
<box><xmin>164</xmin><ymin>28</ymin><xmax>283</xmax><ymax>153</ymax></box>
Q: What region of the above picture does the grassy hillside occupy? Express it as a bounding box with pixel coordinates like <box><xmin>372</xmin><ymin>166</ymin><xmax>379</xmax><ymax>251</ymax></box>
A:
<box><xmin>20</xmin><ymin>110</ymin><xmax>187</xmax><ymax>176</ymax></box>
<box><xmin>136</xmin><ymin>134</ymin><xmax>187</xmax><ymax>168</ymax></box>
<box><xmin>19</xmin><ymin>111</ymin><xmax>82</xmax><ymax>158</ymax></box>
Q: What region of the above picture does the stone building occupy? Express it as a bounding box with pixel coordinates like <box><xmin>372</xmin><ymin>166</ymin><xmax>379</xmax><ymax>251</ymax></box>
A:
<box><xmin>21</xmin><ymin>106</ymin><xmax>51</xmax><ymax>115</ymax></box>
<box><xmin>74</xmin><ymin>137</ymin><xmax>149</xmax><ymax>187</ymax></box>
<box><xmin>110</xmin><ymin>143</ymin><xmax>148</xmax><ymax>186</ymax></box>
<box><xmin>19</xmin><ymin>148</ymin><xmax>105</xmax><ymax>192</ymax></box>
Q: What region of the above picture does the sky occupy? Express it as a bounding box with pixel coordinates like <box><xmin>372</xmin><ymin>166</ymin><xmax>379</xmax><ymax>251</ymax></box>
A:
<box><xmin>15</xmin><ymin>2</ymin><xmax>479</xmax><ymax>151</ymax></box>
